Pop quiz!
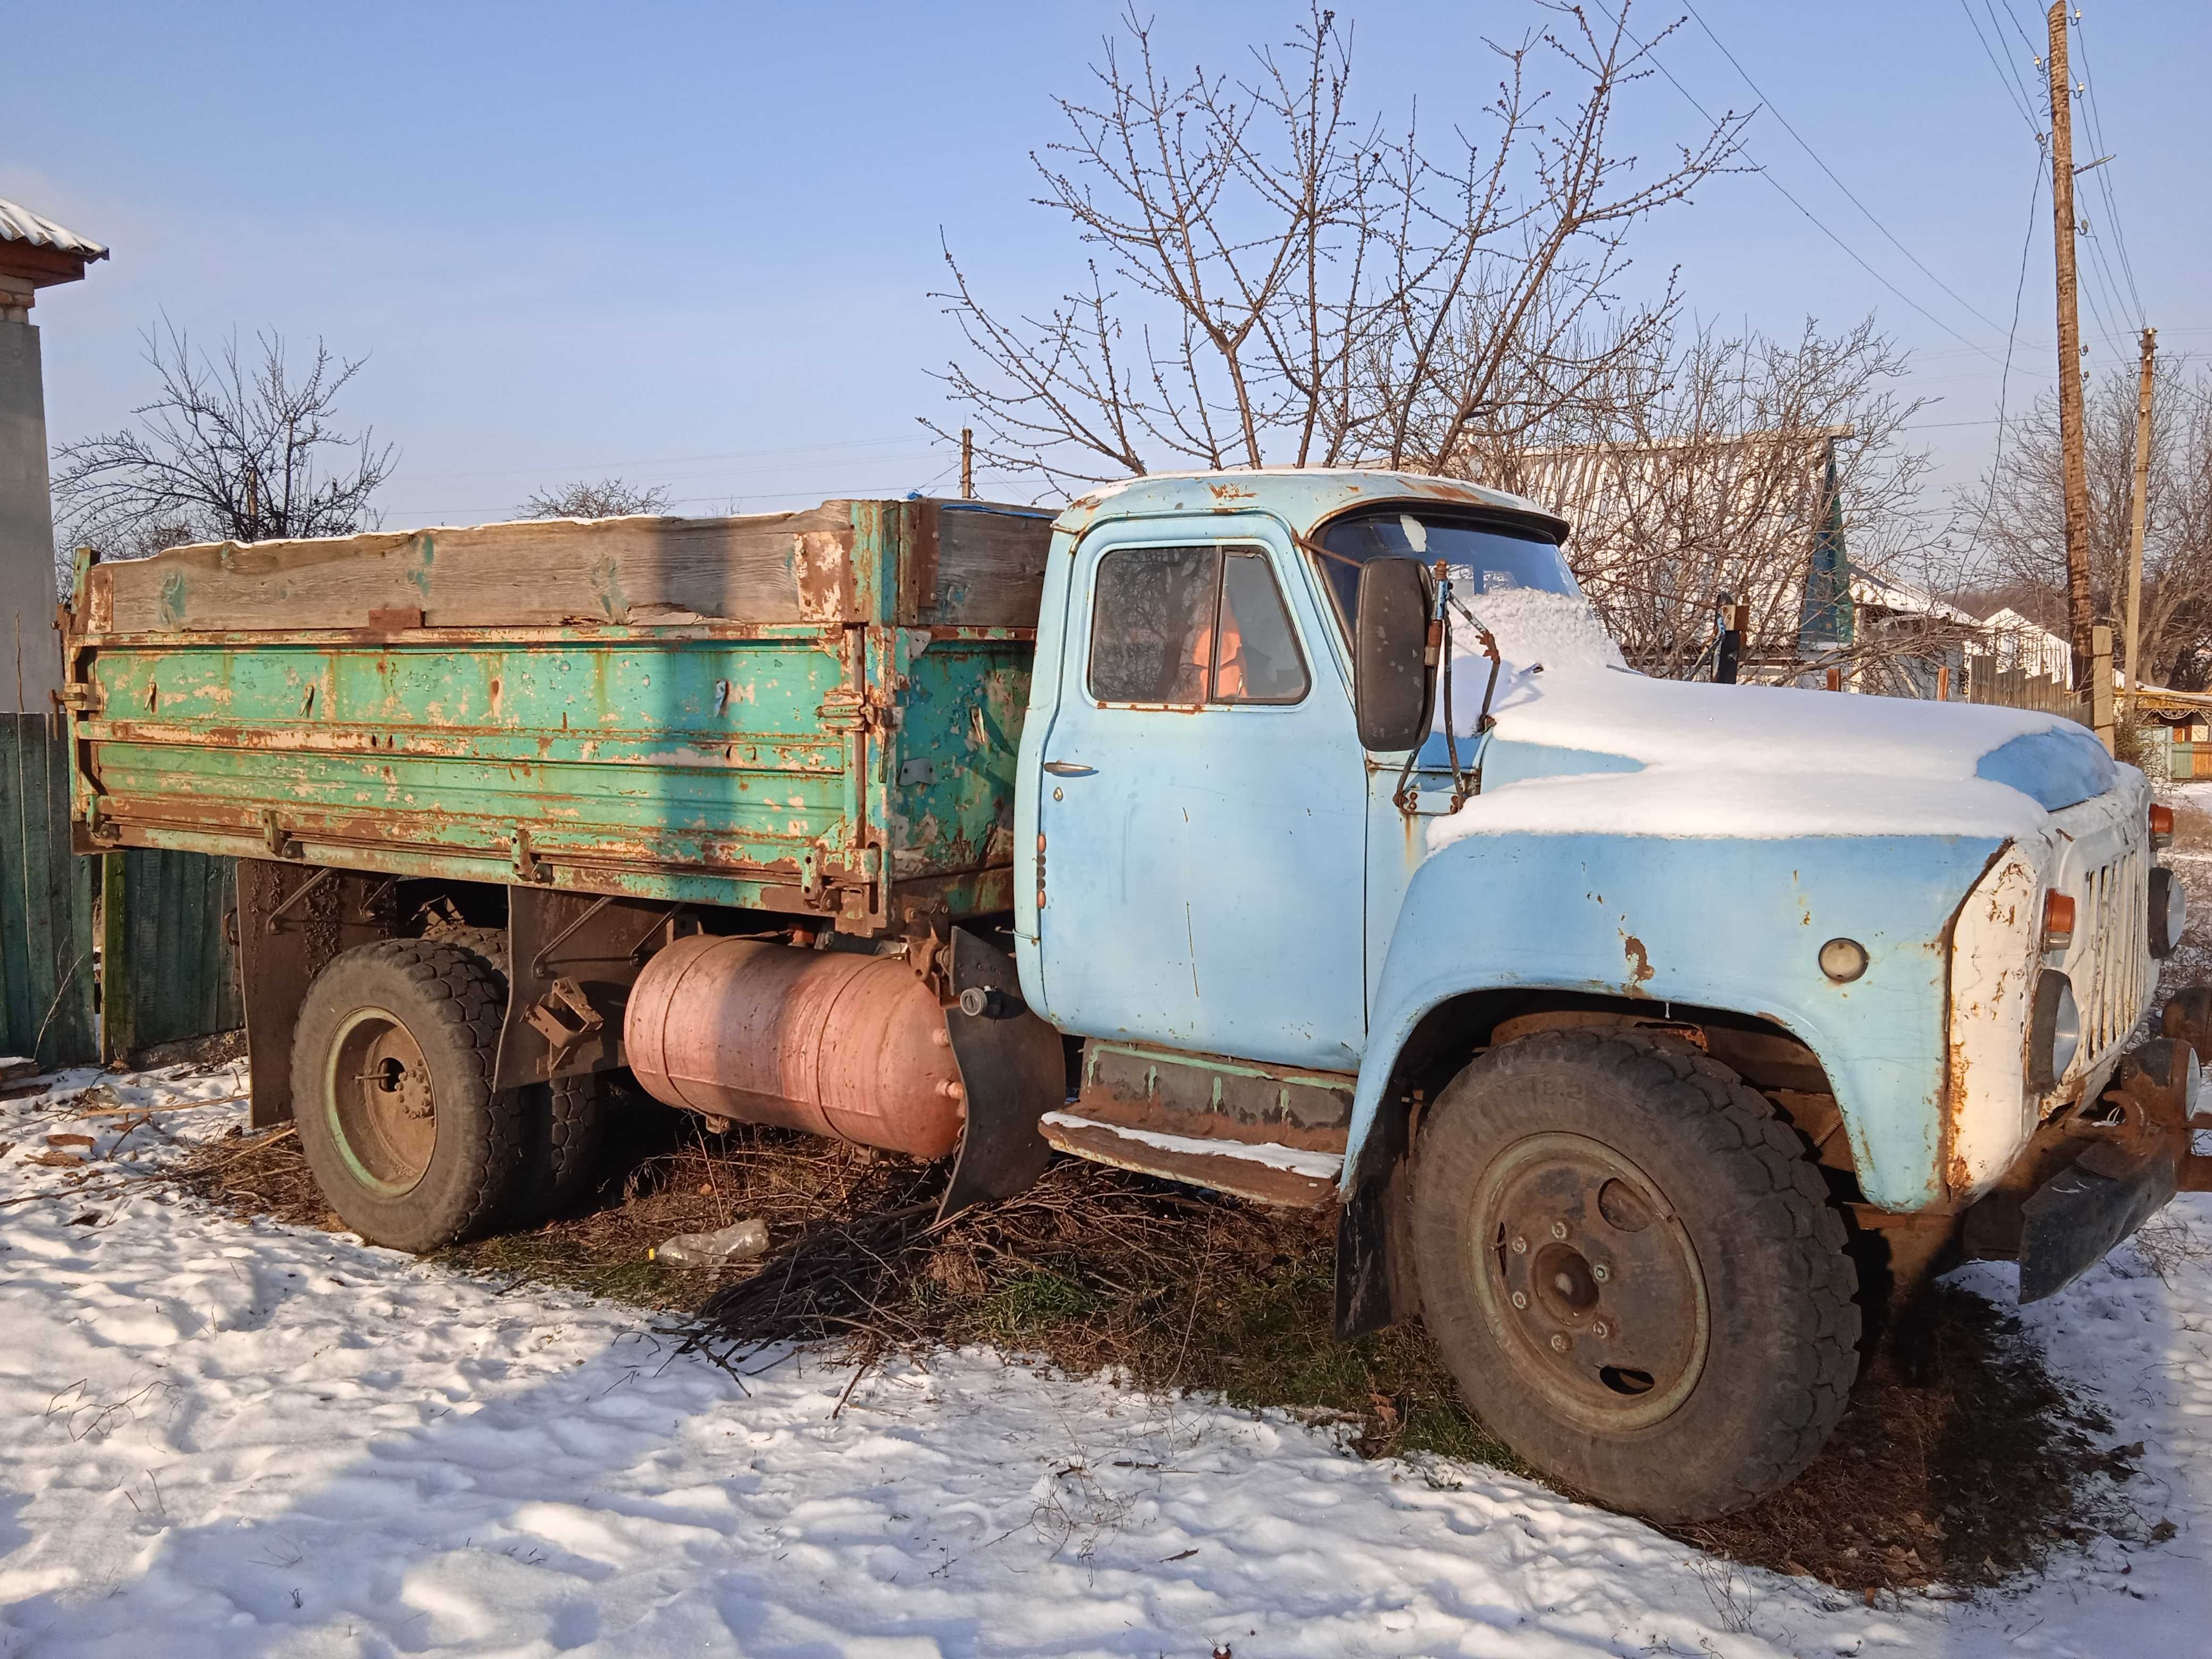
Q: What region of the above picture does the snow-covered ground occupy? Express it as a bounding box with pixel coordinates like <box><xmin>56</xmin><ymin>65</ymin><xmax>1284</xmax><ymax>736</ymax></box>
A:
<box><xmin>0</xmin><ymin>781</ymin><xmax>2207</xmax><ymax>1656</ymax></box>
<box><xmin>0</xmin><ymin>1067</ymin><xmax>2207</xmax><ymax>1658</ymax></box>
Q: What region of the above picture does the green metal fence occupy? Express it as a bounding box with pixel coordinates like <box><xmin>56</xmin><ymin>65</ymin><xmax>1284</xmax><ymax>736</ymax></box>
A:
<box><xmin>99</xmin><ymin>848</ymin><xmax>240</xmax><ymax>1061</ymax></box>
<box><xmin>1</xmin><ymin>713</ymin><xmax>96</xmax><ymax>1067</ymax></box>
<box><xmin>4</xmin><ymin>711</ymin><xmax>239</xmax><ymax>1069</ymax></box>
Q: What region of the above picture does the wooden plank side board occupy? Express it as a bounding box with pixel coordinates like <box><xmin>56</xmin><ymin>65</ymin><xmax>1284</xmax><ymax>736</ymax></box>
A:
<box><xmin>90</xmin><ymin>504</ymin><xmax>863</xmax><ymax>633</ymax></box>
<box><xmin>926</xmin><ymin>503</ymin><xmax>1056</xmax><ymax>627</ymax></box>
<box><xmin>83</xmin><ymin>498</ymin><xmax>1063</xmax><ymax>638</ymax></box>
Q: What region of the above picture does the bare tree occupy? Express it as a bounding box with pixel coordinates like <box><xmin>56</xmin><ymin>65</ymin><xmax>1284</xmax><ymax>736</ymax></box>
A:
<box><xmin>927</xmin><ymin>3</ymin><xmax>1745</xmax><ymax>497</ymax></box>
<box><xmin>53</xmin><ymin>324</ymin><xmax>393</xmax><ymax>558</ymax></box>
<box><xmin>517</xmin><ymin>477</ymin><xmax>675</xmax><ymax>520</ymax></box>
<box><xmin>1963</xmin><ymin>358</ymin><xmax>2212</xmax><ymax>693</ymax></box>
<box><xmin>1469</xmin><ymin>316</ymin><xmax>1941</xmax><ymax>680</ymax></box>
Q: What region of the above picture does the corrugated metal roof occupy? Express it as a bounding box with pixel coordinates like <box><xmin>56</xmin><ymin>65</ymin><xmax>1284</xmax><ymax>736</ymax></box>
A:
<box><xmin>0</xmin><ymin>198</ymin><xmax>107</xmax><ymax>259</ymax></box>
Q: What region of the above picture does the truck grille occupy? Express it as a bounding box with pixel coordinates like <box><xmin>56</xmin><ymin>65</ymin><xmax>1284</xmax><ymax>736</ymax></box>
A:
<box><xmin>2076</xmin><ymin>846</ymin><xmax>2149</xmax><ymax>1060</ymax></box>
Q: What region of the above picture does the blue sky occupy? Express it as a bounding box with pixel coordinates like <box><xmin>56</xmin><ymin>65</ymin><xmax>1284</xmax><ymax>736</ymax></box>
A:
<box><xmin>5</xmin><ymin>1</ymin><xmax>2205</xmax><ymax>522</ymax></box>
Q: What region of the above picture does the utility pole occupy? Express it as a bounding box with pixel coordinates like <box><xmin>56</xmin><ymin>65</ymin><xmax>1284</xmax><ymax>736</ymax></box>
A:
<box><xmin>2046</xmin><ymin>2</ymin><xmax>2096</xmax><ymax>687</ymax></box>
<box><xmin>2123</xmin><ymin>325</ymin><xmax>2156</xmax><ymax>714</ymax></box>
<box><xmin>960</xmin><ymin>428</ymin><xmax>974</xmax><ymax>500</ymax></box>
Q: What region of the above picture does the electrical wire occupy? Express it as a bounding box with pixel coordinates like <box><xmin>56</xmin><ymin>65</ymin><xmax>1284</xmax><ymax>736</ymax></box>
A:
<box><xmin>1960</xmin><ymin>0</ymin><xmax>2042</xmax><ymax>135</ymax></box>
<box><xmin>1958</xmin><ymin>150</ymin><xmax>2047</xmax><ymax>550</ymax></box>
<box><xmin>1587</xmin><ymin>2</ymin><xmax>2013</xmax><ymax>369</ymax></box>
<box><xmin>1983</xmin><ymin>0</ymin><xmax>2049</xmax><ymax>128</ymax></box>
<box><xmin>1684</xmin><ymin>2</ymin><xmax>2024</xmax><ymax>343</ymax></box>
<box><xmin>2070</xmin><ymin>7</ymin><xmax>2148</xmax><ymax>325</ymax></box>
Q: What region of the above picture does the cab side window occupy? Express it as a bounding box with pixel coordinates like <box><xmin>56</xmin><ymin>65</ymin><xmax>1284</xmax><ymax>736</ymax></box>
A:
<box><xmin>1087</xmin><ymin>545</ymin><xmax>1309</xmax><ymax>706</ymax></box>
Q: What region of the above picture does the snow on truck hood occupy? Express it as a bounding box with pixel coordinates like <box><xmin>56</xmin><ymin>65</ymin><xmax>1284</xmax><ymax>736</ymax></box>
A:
<box><xmin>1423</xmin><ymin>590</ymin><xmax>2117</xmax><ymax>848</ymax></box>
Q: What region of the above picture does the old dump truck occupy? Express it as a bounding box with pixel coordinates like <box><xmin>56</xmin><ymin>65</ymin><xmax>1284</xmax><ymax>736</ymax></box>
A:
<box><xmin>62</xmin><ymin>470</ymin><xmax>2207</xmax><ymax>1521</ymax></box>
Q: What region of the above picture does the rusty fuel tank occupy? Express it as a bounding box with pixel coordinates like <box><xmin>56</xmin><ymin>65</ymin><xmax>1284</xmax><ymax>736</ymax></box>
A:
<box><xmin>624</xmin><ymin>933</ymin><xmax>966</xmax><ymax>1158</ymax></box>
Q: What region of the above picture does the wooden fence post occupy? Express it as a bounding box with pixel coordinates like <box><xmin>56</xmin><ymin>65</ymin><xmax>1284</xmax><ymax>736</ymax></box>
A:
<box><xmin>99</xmin><ymin>853</ymin><xmax>131</xmax><ymax>1063</ymax></box>
<box><xmin>2088</xmin><ymin>623</ymin><xmax>2115</xmax><ymax>753</ymax></box>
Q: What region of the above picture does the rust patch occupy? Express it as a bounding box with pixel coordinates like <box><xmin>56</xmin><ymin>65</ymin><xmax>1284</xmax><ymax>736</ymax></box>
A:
<box><xmin>791</xmin><ymin>530</ymin><xmax>853</xmax><ymax>621</ymax></box>
<box><xmin>1206</xmin><ymin>480</ymin><xmax>1257</xmax><ymax>502</ymax></box>
<box><xmin>1622</xmin><ymin>933</ymin><xmax>1655</xmax><ymax>988</ymax></box>
<box><xmin>1941</xmin><ymin>1036</ymin><xmax>1974</xmax><ymax>1200</ymax></box>
<box><xmin>1038</xmin><ymin>1116</ymin><xmax>1338</xmax><ymax>1209</ymax></box>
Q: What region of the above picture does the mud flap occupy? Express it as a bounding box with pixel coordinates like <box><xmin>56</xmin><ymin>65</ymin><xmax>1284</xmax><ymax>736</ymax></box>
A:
<box><xmin>938</xmin><ymin>928</ymin><xmax>1061</xmax><ymax>1219</ymax></box>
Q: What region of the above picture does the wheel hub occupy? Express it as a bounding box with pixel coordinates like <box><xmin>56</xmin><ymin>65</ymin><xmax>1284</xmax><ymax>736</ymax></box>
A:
<box><xmin>328</xmin><ymin>1009</ymin><xmax>438</xmax><ymax>1194</ymax></box>
<box><xmin>1472</xmin><ymin>1131</ymin><xmax>1709</xmax><ymax>1431</ymax></box>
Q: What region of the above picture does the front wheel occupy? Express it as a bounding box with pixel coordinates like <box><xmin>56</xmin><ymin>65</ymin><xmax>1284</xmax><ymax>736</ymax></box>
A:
<box><xmin>1410</xmin><ymin>1028</ymin><xmax>1860</xmax><ymax>1521</ymax></box>
<box><xmin>290</xmin><ymin>939</ymin><xmax>524</xmax><ymax>1251</ymax></box>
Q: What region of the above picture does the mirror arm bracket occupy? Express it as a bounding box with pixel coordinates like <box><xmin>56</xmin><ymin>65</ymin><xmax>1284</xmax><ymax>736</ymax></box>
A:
<box><xmin>1392</xmin><ymin>563</ymin><xmax>1498</xmax><ymax>818</ymax></box>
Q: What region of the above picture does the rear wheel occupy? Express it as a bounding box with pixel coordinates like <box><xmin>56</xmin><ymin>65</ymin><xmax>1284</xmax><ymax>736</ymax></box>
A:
<box><xmin>290</xmin><ymin>939</ymin><xmax>523</xmax><ymax>1251</ymax></box>
<box><xmin>429</xmin><ymin>923</ymin><xmax>610</xmax><ymax>1219</ymax></box>
<box><xmin>1410</xmin><ymin>1028</ymin><xmax>1859</xmax><ymax>1521</ymax></box>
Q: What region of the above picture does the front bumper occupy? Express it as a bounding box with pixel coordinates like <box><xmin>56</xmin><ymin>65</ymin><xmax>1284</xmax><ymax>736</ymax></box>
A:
<box><xmin>1968</xmin><ymin>988</ymin><xmax>2211</xmax><ymax>1304</ymax></box>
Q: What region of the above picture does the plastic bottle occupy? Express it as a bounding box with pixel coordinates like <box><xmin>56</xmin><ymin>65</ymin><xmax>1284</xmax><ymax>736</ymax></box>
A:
<box><xmin>650</xmin><ymin>1218</ymin><xmax>769</xmax><ymax>1267</ymax></box>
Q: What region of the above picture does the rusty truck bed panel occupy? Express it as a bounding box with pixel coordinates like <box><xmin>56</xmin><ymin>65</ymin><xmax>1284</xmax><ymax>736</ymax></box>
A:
<box><xmin>65</xmin><ymin>501</ymin><xmax>1050</xmax><ymax>930</ymax></box>
<box><xmin>85</xmin><ymin>497</ymin><xmax>1055</xmax><ymax>634</ymax></box>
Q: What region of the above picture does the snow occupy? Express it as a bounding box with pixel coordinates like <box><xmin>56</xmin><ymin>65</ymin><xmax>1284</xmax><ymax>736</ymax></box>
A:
<box><xmin>4</xmin><ymin>1066</ymin><xmax>2211</xmax><ymax>1656</ymax></box>
<box><xmin>1040</xmin><ymin>1112</ymin><xmax>1345</xmax><ymax>1179</ymax></box>
<box><xmin>1428</xmin><ymin>589</ymin><xmax>2114</xmax><ymax>847</ymax></box>
<box><xmin>0</xmin><ymin>198</ymin><xmax>107</xmax><ymax>258</ymax></box>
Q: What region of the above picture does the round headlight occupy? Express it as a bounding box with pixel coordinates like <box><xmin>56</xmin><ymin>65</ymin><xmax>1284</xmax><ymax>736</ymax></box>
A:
<box><xmin>1819</xmin><ymin>937</ymin><xmax>1869</xmax><ymax>983</ymax></box>
<box><xmin>2150</xmin><ymin>866</ymin><xmax>2188</xmax><ymax>959</ymax></box>
<box><xmin>2030</xmin><ymin>970</ymin><xmax>2081</xmax><ymax>1091</ymax></box>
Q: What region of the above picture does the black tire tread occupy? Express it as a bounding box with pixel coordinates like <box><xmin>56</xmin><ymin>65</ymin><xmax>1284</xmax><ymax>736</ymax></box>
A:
<box><xmin>290</xmin><ymin>938</ymin><xmax>524</xmax><ymax>1250</ymax></box>
<box><xmin>1413</xmin><ymin>1026</ymin><xmax>1859</xmax><ymax>1519</ymax></box>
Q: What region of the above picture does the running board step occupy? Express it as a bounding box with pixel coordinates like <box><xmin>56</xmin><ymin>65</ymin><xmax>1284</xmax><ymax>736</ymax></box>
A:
<box><xmin>1038</xmin><ymin>1111</ymin><xmax>1342</xmax><ymax>1208</ymax></box>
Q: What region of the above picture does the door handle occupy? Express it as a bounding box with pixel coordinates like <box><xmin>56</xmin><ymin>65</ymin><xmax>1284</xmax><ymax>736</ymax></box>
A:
<box><xmin>1042</xmin><ymin>760</ymin><xmax>1096</xmax><ymax>777</ymax></box>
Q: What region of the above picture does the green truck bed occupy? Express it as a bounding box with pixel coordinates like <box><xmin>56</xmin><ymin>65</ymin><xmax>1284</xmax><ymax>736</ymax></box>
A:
<box><xmin>63</xmin><ymin>498</ymin><xmax>1054</xmax><ymax>934</ymax></box>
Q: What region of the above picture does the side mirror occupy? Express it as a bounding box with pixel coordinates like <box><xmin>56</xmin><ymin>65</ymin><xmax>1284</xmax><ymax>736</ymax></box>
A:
<box><xmin>1353</xmin><ymin>556</ymin><xmax>1435</xmax><ymax>751</ymax></box>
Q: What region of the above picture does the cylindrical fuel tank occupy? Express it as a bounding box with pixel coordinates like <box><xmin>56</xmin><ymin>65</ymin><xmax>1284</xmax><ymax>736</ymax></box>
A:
<box><xmin>624</xmin><ymin>933</ymin><xmax>967</xmax><ymax>1158</ymax></box>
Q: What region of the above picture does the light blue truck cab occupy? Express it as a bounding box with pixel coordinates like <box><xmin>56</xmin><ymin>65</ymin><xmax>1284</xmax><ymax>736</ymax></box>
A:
<box><xmin>1011</xmin><ymin>468</ymin><xmax>2205</xmax><ymax>1519</ymax></box>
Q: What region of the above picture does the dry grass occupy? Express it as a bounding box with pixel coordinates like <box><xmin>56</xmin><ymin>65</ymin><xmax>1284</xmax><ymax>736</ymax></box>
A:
<box><xmin>2168</xmin><ymin>794</ymin><xmax>2212</xmax><ymax>858</ymax></box>
<box><xmin>1668</xmin><ymin>1287</ymin><xmax>2144</xmax><ymax>1594</ymax></box>
<box><xmin>164</xmin><ymin>1100</ymin><xmax>2153</xmax><ymax>1595</ymax></box>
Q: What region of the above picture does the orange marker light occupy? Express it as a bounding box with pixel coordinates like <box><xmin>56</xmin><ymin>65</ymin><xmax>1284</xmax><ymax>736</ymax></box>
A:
<box><xmin>2041</xmin><ymin>892</ymin><xmax>2076</xmax><ymax>953</ymax></box>
<box><xmin>2150</xmin><ymin>805</ymin><xmax>2174</xmax><ymax>850</ymax></box>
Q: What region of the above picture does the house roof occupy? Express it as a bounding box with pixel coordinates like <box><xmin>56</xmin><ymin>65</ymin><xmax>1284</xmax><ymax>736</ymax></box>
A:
<box><xmin>0</xmin><ymin>198</ymin><xmax>107</xmax><ymax>260</ymax></box>
<box><xmin>1848</xmin><ymin>564</ymin><xmax>1980</xmax><ymax>626</ymax></box>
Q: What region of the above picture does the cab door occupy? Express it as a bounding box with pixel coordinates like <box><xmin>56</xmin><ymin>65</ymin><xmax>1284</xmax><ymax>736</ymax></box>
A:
<box><xmin>1029</xmin><ymin>518</ymin><xmax>1366</xmax><ymax>1071</ymax></box>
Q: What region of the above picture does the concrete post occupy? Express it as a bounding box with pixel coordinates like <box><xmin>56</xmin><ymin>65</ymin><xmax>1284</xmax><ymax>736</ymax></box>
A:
<box><xmin>0</xmin><ymin>297</ymin><xmax>61</xmax><ymax>713</ymax></box>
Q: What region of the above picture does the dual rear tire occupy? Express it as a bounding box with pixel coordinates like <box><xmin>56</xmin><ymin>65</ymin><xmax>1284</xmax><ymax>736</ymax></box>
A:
<box><xmin>290</xmin><ymin>935</ymin><xmax>609</xmax><ymax>1252</ymax></box>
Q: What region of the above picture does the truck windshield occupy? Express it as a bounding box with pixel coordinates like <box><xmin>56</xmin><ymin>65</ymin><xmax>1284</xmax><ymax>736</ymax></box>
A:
<box><xmin>1312</xmin><ymin>508</ymin><xmax>1580</xmax><ymax>636</ymax></box>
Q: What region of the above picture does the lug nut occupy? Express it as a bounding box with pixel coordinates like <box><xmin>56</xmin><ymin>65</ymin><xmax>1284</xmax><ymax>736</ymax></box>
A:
<box><xmin>1510</xmin><ymin>1291</ymin><xmax>1528</xmax><ymax>1310</ymax></box>
<box><xmin>1550</xmin><ymin>1220</ymin><xmax>1569</xmax><ymax>1241</ymax></box>
<box><xmin>1549</xmin><ymin>1333</ymin><xmax>1570</xmax><ymax>1353</ymax></box>
<box><xmin>1593</xmin><ymin>1320</ymin><xmax>1611</xmax><ymax>1339</ymax></box>
<box><xmin>1510</xmin><ymin>1235</ymin><xmax>1528</xmax><ymax>1255</ymax></box>
<box><xmin>1591</xmin><ymin>1264</ymin><xmax>1611</xmax><ymax>1284</ymax></box>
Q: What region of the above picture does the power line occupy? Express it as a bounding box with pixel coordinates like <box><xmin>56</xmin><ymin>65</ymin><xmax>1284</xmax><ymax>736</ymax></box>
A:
<box><xmin>1995</xmin><ymin>0</ymin><xmax>2042</xmax><ymax>61</ymax></box>
<box><xmin>1959</xmin><ymin>0</ymin><xmax>2042</xmax><ymax>133</ymax></box>
<box><xmin>1983</xmin><ymin>1</ymin><xmax>2048</xmax><ymax>129</ymax></box>
<box><xmin>1683</xmin><ymin>2</ymin><xmax>2027</xmax><ymax>347</ymax></box>
<box><xmin>1959</xmin><ymin>150</ymin><xmax>2046</xmax><ymax>550</ymax></box>
<box><xmin>1588</xmin><ymin>2</ymin><xmax>2013</xmax><ymax>368</ymax></box>
<box><xmin>2070</xmin><ymin>7</ymin><xmax>2147</xmax><ymax>324</ymax></box>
